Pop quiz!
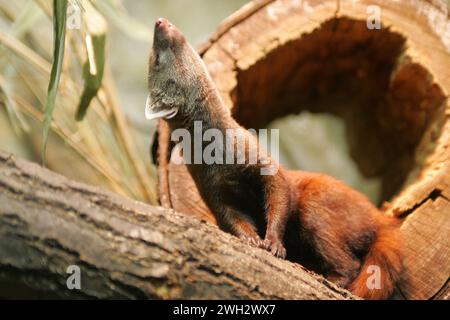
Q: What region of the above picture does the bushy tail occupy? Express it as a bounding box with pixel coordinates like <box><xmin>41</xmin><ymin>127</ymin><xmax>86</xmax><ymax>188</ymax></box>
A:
<box><xmin>349</xmin><ymin>219</ymin><xmax>403</xmax><ymax>300</ymax></box>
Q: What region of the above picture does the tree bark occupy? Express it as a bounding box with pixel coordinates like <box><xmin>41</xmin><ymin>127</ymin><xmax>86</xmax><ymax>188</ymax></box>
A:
<box><xmin>0</xmin><ymin>150</ymin><xmax>354</xmax><ymax>299</ymax></box>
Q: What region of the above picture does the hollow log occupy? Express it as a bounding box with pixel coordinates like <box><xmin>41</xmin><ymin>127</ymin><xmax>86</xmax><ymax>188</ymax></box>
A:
<box><xmin>0</xmin><ymin>150</ymin><xmax>354</xmax><ymax>299</ymax></box>
<box><xmin>155</xmin><ymin>0</ymin><xmax>450</xmax><ymax>299</ymax></box>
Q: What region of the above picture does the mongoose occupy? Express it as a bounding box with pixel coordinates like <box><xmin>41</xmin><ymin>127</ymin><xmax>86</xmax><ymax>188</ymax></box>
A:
<box><xmin>146</xmin><ymin>18</ymin><xmax>403</xmax><ymax>299</ymax></box>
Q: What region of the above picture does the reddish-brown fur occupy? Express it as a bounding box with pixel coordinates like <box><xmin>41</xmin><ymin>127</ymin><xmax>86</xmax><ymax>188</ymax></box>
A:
<box><xmin>147</xmin><ymin>18</ymin><xmax>403</xmax><ymax>299</ymax></box>
<box><xmin>287</xmin><ymin>171</ymin><xmax>403</xmax><ymax>299</ymax></box>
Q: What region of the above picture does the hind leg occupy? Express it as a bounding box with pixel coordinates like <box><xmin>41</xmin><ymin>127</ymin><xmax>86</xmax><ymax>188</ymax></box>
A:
<box><xmin>326</xmin><ymin>268</ymin><xmax>359</xmax><ymax>288</ymax></box>
<box><xmin>261</xmin><ymin>174</ymin><xmax>291</xmax><ymax>259</ymax></box>
<box><xmin>304</xmin><ymin>227</ymin><xmax>362</xmax><ymax>288</ymax></box>
<box><xmin>318</xmin><ymin>244</ymin><xmax>361</xmax><ymax>288</ymax></box>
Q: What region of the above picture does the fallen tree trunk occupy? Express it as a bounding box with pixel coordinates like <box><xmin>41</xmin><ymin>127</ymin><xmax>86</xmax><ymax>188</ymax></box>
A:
<box><xmin>0</xmin><ymin>150</ymin><xmax>354</xmax><ymax>299</ymax></box>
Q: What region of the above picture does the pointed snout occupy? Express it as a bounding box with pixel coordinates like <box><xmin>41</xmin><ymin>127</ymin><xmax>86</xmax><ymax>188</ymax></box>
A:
<box><xmin>153</xmin><ymin>17</ymin><xmax>183</xmax><ymax>51</ymax></box>
<box><xmin>153</xmin><ymin>18</ymin><xmax>170</xmax><ymax>50</ymax></box>
<box><xmin>155</xmin><ymin>18</ymin><xmax>172</xmax><ymax>30</ymax></box>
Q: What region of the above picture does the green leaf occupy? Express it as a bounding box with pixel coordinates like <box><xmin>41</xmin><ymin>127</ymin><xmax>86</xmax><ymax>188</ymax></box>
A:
<box><xmin>75</xmin><ymin>3</ymin><xmax>107</xmax><ymax>121</ymax></box>
<box><xmin>42</xmin><ymin>0</ymin><xmax>68</xmax><ymax>162</ymax></box>
<box><xmin>75</xmin><ymin>33</ymin><xmax>106</xmax><ymax>121</ymax></box>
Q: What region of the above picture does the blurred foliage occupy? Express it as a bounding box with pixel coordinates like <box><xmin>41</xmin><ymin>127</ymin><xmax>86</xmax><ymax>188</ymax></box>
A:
<box><xmin>0</xmin><ymin>0</ymin><xmax>157</xmax><ymax>203</ymax></box>
<box><xmin>0</xmin><ymin>0</ymin><xmax>249</xmax><ymax>205</ymax></box>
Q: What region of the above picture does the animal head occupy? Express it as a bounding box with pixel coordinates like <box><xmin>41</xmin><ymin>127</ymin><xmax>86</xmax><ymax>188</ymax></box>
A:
<box><xmin>145</xmin><ymin>18</ymin><xmax>209</xmax><ymax>121</ymax></box>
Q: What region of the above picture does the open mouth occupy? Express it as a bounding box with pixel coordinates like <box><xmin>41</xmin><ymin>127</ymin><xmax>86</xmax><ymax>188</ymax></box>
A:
<box><xmin>145</xmin><ymin>94</ymin><xmax>178</xmax><ymax>120</ymax></box>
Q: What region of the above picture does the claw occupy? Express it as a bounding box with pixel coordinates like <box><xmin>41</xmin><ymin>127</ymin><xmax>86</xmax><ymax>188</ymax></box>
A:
<box><xmin>261</xmin><ymin>239</ymin><xmax>271</xmax><ymax>250</ymax></box>
<box><xmin>240</xmin><ymin>235</ymin><xmax>263</xmax><ymax>248</ymax></box>
<box><xmin>261</xmin><ymin>238</ymin><xmax>286</xmax><ymax>259</ymax></box>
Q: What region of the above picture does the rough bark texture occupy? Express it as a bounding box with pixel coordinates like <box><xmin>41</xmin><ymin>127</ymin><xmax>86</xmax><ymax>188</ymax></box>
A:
<box><xmin>156</xmin><ymin>0</ymin><xmax>450</xmax><ymax>300</ymax></box>
<box><xmin>0</xmin><ymin>150</ymin><xmax>354</xmax><ymax>299</ymax></box>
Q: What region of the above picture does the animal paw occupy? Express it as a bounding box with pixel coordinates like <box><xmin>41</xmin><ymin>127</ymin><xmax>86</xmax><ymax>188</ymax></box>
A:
<box><xmin>261</xmin><ymin>239</ymin><xmax>287</xmax><ymax>259</ymax></box>
<box><xmin>240</xmin><ymin>235</ymin><xmax>264</xmax><ymax>248</ymax></box>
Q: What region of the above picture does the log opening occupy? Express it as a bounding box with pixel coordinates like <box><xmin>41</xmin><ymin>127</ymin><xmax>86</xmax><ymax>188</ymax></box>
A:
<box><xmin>230</xmin><ymin>17</ymin><xmax>447</xmax><ymax>203</ymax></box>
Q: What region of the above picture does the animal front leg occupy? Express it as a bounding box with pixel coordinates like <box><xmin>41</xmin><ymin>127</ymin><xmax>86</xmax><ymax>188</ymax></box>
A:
<box><xmin>222</xmin><ymin>208</ymin><xmax>263</xmax><ymax>248</ymax></box>
<box><xmin>261</xmin><ymin>174</ymin><xmax>291</xmax><ymax>259</ymax></box>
